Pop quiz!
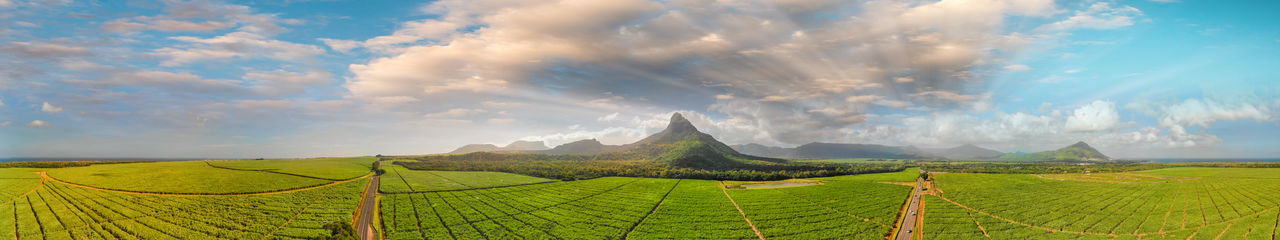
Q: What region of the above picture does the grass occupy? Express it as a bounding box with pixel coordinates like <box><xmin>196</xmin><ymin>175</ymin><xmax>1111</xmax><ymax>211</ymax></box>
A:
<box><xmin>205</xmin><ymin>156</ymin><xmax>376</xmax><ymax>180</ymax></box>
<box><xmin>46</xmin><ymin>160</ymin><xmax>332</xmax><ymax>194</ymax></box>
<box><xmin>379</xmin><ymin>164</ymin><xmax>555</xmax><ymax>193</ymax></box>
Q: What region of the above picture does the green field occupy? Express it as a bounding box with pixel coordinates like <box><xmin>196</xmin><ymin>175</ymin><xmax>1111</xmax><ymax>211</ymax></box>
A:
<box><xmin>205</xmin><ymin>157</ymin><xmax>377</xmax><ymax>180</ymax></box>
<box><xmin>378</xmin><ymin>170</ymin><xmax>915</xmax><ymax>239</ymax></box>
<box><xmin>0</xmin><ymin>174</ymin><xmax>367</xmax><ymax>239</ymax></box>
<box><xmin>924</xmin><ymin>167</ymin><xmax>1280</xmax><ymax>239</ymax></box>
<box><xmin>8</xmin><ymin>157</ymin><xmax>1280</xmax><ymax>240</ymax></box>
<box><xmin>45</xmin><ymin>161</ymin><xmax>334</xmax><ymax>194</ymax></box>
<box><xmin>379</xmin><ymin>164</ymin><xmax>555</xmax><ymax>193</ymax></box>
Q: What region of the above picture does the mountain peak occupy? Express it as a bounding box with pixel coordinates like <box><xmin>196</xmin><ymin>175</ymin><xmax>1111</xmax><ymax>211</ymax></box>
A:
<box><xmin>666</xmin><ymin>112</ymin><xmax>697</xmax><ymax>134</ymax></box>
<box><xmin>1066</xmin><ymin>141</ymin><xmax>1096</xmax><ymax>151</ymax></box>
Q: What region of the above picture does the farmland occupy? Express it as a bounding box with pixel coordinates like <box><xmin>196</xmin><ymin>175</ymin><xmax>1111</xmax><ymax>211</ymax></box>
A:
<box><xmin>379</xmin><ymin>164</ymin><xmax>555</xmax><ymax>193</ymax></box>
<box><xmin>0</xmin><ymin>169</ymin><xmax>368</xmax><ymax>239</ymax></box>
<box><xmin>378</xmin><ymin>167</ymin><xmax>917</xmax><ymax>239</ymax></box>
<box><xmin>922</xmin><ymin>167</ymin><xmax>1280</xmax><ymax>239</ymax></box>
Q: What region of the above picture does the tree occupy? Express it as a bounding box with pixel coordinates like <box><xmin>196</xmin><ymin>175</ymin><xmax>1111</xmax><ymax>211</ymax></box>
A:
<box><xmin>309</xmin><ymin>220</ymin><xmax>357</xmax><ymax>240</ymax></box>
<box><xmin>919</xmin><ymin>172</ymin><xmax>930</xmax><ymax>181</ymax></box>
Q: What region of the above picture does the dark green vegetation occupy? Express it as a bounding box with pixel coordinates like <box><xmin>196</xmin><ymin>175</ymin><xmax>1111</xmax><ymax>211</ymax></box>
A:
<box><xmin>379</xmin><ymin>168</ymin><xmax>918</xmax><ymax>239</ymax></box>
<box><xmin>998</xmin><ymin>141</ymin><xmax>1113</xmax><ymax>162</ymax></box>
<box><xmin>924</xmin><ymin>167</ymin><xmax>1280</xmax><ymax>239</ymax></box>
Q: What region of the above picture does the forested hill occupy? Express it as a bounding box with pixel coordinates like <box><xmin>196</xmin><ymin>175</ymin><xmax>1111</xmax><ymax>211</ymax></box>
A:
<box><xmin>998</xmin><ymin>141</ymin><xmax>1113</xmax><ymax>162</ymax></box>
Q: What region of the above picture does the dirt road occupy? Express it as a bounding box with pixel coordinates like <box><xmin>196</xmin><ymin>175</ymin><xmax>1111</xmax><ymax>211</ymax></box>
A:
<box><xmin>896</xmin><ymin>176</ymin><xmax>924</xmax><ymax>240</ymax></box>
<box><xmin>356</xmin><ymin>174</ymin><xmax>380</xmax><ymax>240</ymax></box>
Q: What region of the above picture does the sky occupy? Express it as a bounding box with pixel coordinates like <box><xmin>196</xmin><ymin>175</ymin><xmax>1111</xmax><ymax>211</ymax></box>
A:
<box><xmin>1</xmin><ymin>0</ymin><xmax>1278</xmax><ymax>159</ymax></box>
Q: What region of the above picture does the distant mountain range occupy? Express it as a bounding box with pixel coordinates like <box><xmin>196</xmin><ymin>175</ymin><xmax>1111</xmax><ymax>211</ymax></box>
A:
<box><xmin>449</xmin><ymin>116</ymin><xmax>1113</xmax><ymax>163</ymax></box>
<box><xmin>919</xmin><ymin>144</ymin><xmax>1005</xmax><ymax>160</ymax></box>
<box><xmin>448</xmin><ymin>140</ymin><xmax>549</xmax><ymax>154</ymax></box>
<box><xmin>448</xmin><ymin>113</ymin><xmax>783</xmax><ymax>168</ymax></box>
<box><xmin>998</xmin><ymin>141</ymin><xmax>1112</xmax><ymax>162</ymax></box>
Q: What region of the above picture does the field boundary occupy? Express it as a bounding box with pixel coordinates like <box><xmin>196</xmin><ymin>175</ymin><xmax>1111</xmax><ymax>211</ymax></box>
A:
<box><xmin>379</xmin><ymin>180</ymin><xmax>558</xmax><ymax>194</ymax></box>
<box><xmin>40</xmin><ymin>171</ymin><xmax>371</xmax><ymax>196</ymax></box>
<box><xmin>203</xmin><ymin>161</ymin><xmax>354</xmax><ymax>181</ymax></box>
<box><xmin>1</xmin><ymin>176</ymin><xmax>43</xmax><ymax>206</ymax></box>
<box><xmin>720</xmin><ymin>181</ymin><xmax>766</xmax><ymax>240</ymax></box>
<box><xmin>621</xmin><ymin>179</ymin><xmax>681</xmax><ymax>239</ymax></box>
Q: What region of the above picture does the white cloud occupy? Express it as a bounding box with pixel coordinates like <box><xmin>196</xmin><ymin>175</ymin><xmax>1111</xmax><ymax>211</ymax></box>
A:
<box><xmin>597</xmin><ymin>112</ymin><xmax>620</xmax><ymax>122</ymax></box>
<box><xmin>1</xmin><ymin>42</ymin><xmax>91</xmax><ymax>59</ymax></box>
<box><xmin>1004</xmin><ymin>64</ymin><xmax>1031</xmax><ymax>71</ymax></box>
<box><xmin>1129</xmin><ymin>98</ymin><xmax>1275</xmax><ymax>129</ymax></box>
<box><xmin>103</xmin><ymin>17</ymin><xmax>235</xmax><ymax>33</ymax></box>
<box><xmin>1064</xmin><ymin>68</ymin><xmax>1085</xmax><ymax>74</ymax></box>
<box><xmin>41</xmin><ymin>102</ymin><xmax>63</xmax><ymax>113</ymax></box>
<box><xmin>27</xmin><ymin>120</ymin><xmax>49</xmax><ymax>128</ymax></box>
<box><xmin>1065</xmin><ymin>100</ymin><xmax>1120</xmax><ymax>132</ymax></box>
<box><xmin>424</xmin><ymin>108</ymin><xmax>487</xmax><ymax>119</ymax></box>
<box><xmin>155</xmin><ymin>32</ymin><xmax>324</xmax><ymax>66</ymax></box>
<box><xmin>1</xmin><ymin>121</ymin><xmax>10</xmax><ymax>127</ymax></box>
<box><xmin>318</xmin><ymin>38</ymin><xmax>360</xmax><ymax>54</ymax></box>
<box><xmin>1039</xmin><ymin>2</ymin><xmax>1142</xmax><ymax>31</ymax></box>
<box><xmin>244</xmin><ymin>69</ymin><xmax>333</xmax><ymax>96</ymax></box>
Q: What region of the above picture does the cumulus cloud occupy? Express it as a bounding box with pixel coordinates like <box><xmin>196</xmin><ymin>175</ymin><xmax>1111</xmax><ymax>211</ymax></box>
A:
<box><xmin>340</xmin><ymin>0</ymin><xmax>1125</xmax><ymax>146</ymax></box>
<box><xmin>1065</xmin><ymin>100</ymin><xmax>1120</xmax><ymax>132</ymax></box>
<box><xmin>41</xmin><ymin>102</ymin><xmax>62</xmax><ymax>113</ymax></box>
<box><xmin>1127</xmin><ymin>97</ymin><xmax>1275</xmax><ymax>147</ymax></box>
<box><xmin>27</xmin><ymin>120</ymin><xmax>49</xmax><ymax>127</ymax></box>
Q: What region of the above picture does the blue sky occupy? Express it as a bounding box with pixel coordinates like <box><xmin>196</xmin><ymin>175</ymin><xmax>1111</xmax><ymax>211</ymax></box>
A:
<box><xmin>1</xmin><ymin>0</ymin><xmax>1277</xmax><ymax>159</ymax></box>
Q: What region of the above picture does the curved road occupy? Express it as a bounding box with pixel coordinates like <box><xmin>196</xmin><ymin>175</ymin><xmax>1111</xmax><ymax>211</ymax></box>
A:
<box><xmin>896</xmin><ymin>173</ymin><xmax>924</xmax><ymax>240</ymax></box>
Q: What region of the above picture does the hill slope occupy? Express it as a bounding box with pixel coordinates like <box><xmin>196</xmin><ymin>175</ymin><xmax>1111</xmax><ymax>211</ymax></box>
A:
<box><xmin>999</xmin><ymin>141</ymin><xmax>1112</xmax><ymax>162</ymax></box>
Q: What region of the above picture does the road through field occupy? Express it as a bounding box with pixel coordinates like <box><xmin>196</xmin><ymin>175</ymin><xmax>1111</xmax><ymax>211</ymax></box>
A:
<box><xmin>896</xmin><ymin>177</ymin><xmax>923</xmax><ymax>240</ymax></box>
<box><xmin>357</xmin><ymin>174</ymin><xmax>380</xmax><ymax>240</ymax></box>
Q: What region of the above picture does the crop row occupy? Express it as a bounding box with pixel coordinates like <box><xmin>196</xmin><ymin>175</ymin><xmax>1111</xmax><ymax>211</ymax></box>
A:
<box><xmin>727</xmin><ymin>180</ymin><xmax>910</xmax><ymax>240</ymax></box>
<box><xmin>0</xmin><ymin>178</ymin><xmax>367</xmax><ymax>239</ymax></box>
<box><xmin>379</xmin><ymin>164</ymin><xmax>554</xmax><ymax>193</ymax></box>
<box><xmin>925</xmin><ymin>168</ymin><xmax>1280</xmax><ymax>239</ymax></box>
<box><xmin>380</xmin><ymin>170</ymin><xmax>917</xmax><ymax>240</ymax></box>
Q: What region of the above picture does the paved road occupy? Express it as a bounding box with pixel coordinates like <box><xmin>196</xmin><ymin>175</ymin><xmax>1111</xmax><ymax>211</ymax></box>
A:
<box><xmin>896</xmin><ymin>175</ymin><xmax>924</xmax><ymax>240</ymax></box>
<box><xmin>356</xmin><ymin>174</ymin><xmax>379</xmax><ymax>240</ymax></box>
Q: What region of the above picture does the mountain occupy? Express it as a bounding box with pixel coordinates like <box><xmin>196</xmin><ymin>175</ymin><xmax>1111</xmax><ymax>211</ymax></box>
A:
<box><xmin>998</xmin><ymin>141</ymin><xmax>1112</xmax><ymax>162</ymax></box>
<box><xmin>448</xmin><ymin>140</ymin><xmax>549</xmax><ymax>154</ymax></box>
<box><xmin>921</xmin><ymin>144</ymin><xmax>1004</xmax><ymax>160</ymax></box>
<box><xmin>531</xmin><ymin>113</ymin><xmax>782</xmax><ymax>168</ymax></box>
<box><xmin>730</xmin><ymin>142</ymin><xmax>927</xmax><ymax>159</ymax></box>
<box><xmin>540</xmin><ymin>139</ymin><xmax>623</xmax><ymax>155</ymax></box>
